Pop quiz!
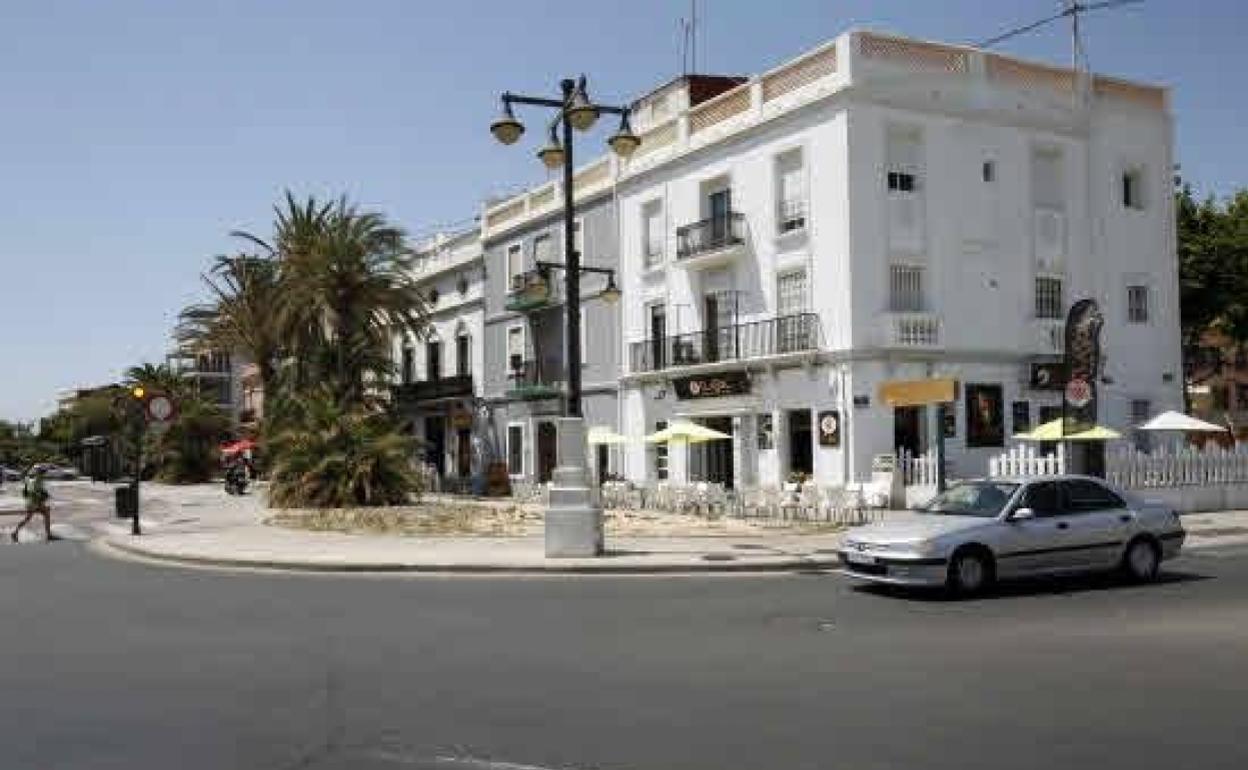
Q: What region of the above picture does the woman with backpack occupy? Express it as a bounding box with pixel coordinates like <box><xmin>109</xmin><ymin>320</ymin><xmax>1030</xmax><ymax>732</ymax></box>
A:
<box><xmin>11</xmin><ymin>466</ymin><xmax>52</xmax><ymax>542</ymax></box>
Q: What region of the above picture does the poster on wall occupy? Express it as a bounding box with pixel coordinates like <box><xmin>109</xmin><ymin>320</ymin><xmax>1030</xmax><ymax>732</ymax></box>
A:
<box><xmin>966</xmin><ymin>384</ymin><xmax>1005</xmax><ymax>448</ymax></box>
<box><xmin>1012</xmin><ymin>401</ymin><xmax>1031</xmax><ymax>435</ymax></box>
<box><xmin>818</xmin><ymin>410</ymin><xmax>841</xmax><ymax>447</ymax></box>
<box><xmin>757</xmin><ymin>414</ymin><xmax>774</xmax><ymax>450</ymax></box>
<box><xmin>1063</xmin><ymin>298</ymin><xmax>1104</xmax><ymax>435</ymax></box>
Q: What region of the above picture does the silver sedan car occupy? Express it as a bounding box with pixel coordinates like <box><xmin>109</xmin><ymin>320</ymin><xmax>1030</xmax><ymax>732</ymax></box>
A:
<box><xmin>839</xmin><ymin>475</ymin><xmax>1185</xmax><ymax>594</ymax></box>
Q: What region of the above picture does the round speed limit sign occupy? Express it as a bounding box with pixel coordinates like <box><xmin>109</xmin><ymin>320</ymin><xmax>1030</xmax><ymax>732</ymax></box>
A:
<box><xmin>146</xmin><ymin>394</ymin><xmax>177</xmax><ymax>424</ymax></box>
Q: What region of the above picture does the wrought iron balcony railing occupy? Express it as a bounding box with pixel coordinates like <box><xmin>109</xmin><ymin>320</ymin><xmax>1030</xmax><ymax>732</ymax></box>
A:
<box><xmin>675</xmin><ymin>212</ymin><xmax>746</xmax><ymax>260</ymax></box>
<box><xmin>506</xmin><ymin>359</ymin><xmax>565</xmax><ymax>399</ymax></box>
<box><xmin>393</xmin><ymin>374</ymin><xmax>474</xmax><ymax>403</ymax></box>
<box><xmin>629</xmin><ymin>313</ymin><xmax>821</xmax><ymax>373</ymax></box>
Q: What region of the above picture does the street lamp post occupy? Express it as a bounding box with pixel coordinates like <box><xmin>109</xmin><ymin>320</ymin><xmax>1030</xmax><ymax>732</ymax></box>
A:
<box><xmin>491</xmin><ymin>75</ymin><xmax>638</xmax><ymax>557</ymax></box>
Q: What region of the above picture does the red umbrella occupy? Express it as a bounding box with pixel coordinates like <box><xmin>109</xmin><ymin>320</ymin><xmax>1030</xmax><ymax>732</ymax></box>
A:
<box><xmin>220</xmin><ymin>438</ymin><xmax>257</xmax><ymax>455</ymax></box>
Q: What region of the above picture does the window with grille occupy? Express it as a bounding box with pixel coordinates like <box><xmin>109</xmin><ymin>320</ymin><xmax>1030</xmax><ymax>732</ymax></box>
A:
<box><xmin>1035</xmin><ymin>276</ymin><xmax>1063</xmax><ymax>320</ymax></box>
<box><xmin>1127</xmin><ymin>285</ymin><xmax>1149</xmax><ymax>323</ymax></box>
<box><xmin>653</xmin><ymin>420</ymin><xmax>668</xmax><ymax>480</ymax></box>
<box><xmin>889</xmin><ymin>265</ymin><xmax>924</xmax><ymax>312</ymax></box>
<box><xmin>506</xmin><ymin>244</ymin><xmax>523</xmax><ymax>286</ymax></box>
<box><xmin>507</xmin><ymin>425</ymin><xmax>524</xmax><ymax>476</ymax></box>
<box><xmin>642</xmin><ymin>200</ymin><xmax>664</xmax><ymax>267</ymax></box>
<box><xmin>776</xmin><ymin>149</ymin><xmax>806</xmax><ymax>233</ymax></box>
<box><xmin>777</xmin><ymin>270</ymin><xmax>808</xmax><ymax>316</ymax></box>
<box><xmin>886</xmin><ymin>171</ymin><xmax>916</xmax><ymax>193</ymax></box>
<box><xmin>1131</xmin><ymin>399</ymin><xmax>1152</xmax><ymax>451</ymax></box>
<box><xmin>507</xmin><ymin>327</ymin><xmax>525</xmax><ymax>371</ymax></box>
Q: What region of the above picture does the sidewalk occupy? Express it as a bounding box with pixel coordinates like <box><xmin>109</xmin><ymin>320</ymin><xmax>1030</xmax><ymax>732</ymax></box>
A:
<box><xmin>73</xmin><ymin>486</ymin><xmax>1248</xmax><ymax>574</ymax></box>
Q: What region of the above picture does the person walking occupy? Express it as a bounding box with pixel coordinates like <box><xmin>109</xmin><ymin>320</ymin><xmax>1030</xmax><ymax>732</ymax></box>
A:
<box><xmin>12</xmin><ymin>466</ymin><xmax>52</xmax><ymax>542</ymax></box>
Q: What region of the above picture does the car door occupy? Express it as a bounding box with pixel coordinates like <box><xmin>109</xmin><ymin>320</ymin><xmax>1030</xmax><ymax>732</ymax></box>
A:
<box><xmin>1057</xmin><ymin>479</ymin><xmax>1135</xmax><ymax>569</ymax></box>
<box><xmin>997</xmin><ymin>481</ymin><xmax>1079</xmax><ymax>577</ymax></box>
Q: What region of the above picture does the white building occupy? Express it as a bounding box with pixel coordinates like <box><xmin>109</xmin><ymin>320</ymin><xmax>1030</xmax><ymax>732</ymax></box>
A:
<box><xmin>613</xmin><ymin>29</ymin><xmax>1183</xmax><ymax>488</ymax></box>
<box><xmin>393</xmin><ymin>227</ymin><xmax>487</xmax><ymax>486</ymax></box>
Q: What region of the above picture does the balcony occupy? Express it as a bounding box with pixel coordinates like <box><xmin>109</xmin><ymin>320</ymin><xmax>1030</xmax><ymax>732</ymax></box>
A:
<box><xmin>506</xmin><ymin>360</ymin><xmax>564</xmax><ymax>400</ymax></box>
<box><xmin>887</xmin><ymin>312</ymin><xmax>941</xmax><ymax>349</ymax></box>
<box><xmin>393</xmin><ymin>374</ymin><xmax>474</xmax><ymax>405</ymax></box>
<box><xmin>630</xmin><ymin>313</ymin><xmax>821</xmax><ymax>373</ymax></box>
<box><xmin>505</xmin><ymin>269</ymin><xmax>557</xmax><ymax>312</ymax></box>
<box><xmin>675</xmin><ymin>212</ymin><xmax>747</xmax><ymax>269</ymax></box>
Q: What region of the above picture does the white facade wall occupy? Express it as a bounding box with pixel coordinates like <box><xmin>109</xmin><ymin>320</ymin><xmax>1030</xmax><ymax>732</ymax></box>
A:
<box><xmin>613</xmin><ymin>30</ymin><xmax>1182</xmax><ymax>487</ymax></box>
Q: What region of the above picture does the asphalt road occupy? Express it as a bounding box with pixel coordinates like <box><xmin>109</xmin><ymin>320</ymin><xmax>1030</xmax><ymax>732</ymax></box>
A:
<box><xmin>1</xmin><ymin>542</ymin><xmax>1246</xmax><ymax>770</ymax></box>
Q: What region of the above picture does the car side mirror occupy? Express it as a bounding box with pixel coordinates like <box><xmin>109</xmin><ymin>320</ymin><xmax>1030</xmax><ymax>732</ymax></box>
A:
<box><xmin>1010</xmin><ymin>507</ymin><xmax>1036</xmax><ymax>521</ymax></box>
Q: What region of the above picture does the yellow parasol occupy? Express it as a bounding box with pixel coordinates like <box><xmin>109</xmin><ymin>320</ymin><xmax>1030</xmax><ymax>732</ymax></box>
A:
<box><xmin>644</xmin><ymin>421</ymin><xmax>731</xmax><ymax>444</ymax></box>
<box><xmin>1014</xmin><ymin>418</ymin><xmax>1121</xmax><ymax>442</ymax></box>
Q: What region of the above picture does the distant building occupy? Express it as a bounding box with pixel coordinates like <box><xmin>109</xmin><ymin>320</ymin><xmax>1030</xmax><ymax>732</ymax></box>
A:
<box><xmin>168</xmin><ymin>349</ymin><xmax>248</xmax><ymax>423</ymax></box>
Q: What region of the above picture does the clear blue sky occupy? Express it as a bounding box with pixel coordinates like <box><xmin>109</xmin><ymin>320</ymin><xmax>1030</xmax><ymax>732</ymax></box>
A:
<box><xmin>1</xmin><ymin>0</ymin><xmax>1244</xmax><ymax>422</ymax></box>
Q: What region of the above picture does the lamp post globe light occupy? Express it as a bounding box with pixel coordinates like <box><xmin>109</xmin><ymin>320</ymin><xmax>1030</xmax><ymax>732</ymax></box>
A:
<box><xmin>490</xmin><ymin>75</ymin><xmax>638</xmax><ymax>558</ymax></box>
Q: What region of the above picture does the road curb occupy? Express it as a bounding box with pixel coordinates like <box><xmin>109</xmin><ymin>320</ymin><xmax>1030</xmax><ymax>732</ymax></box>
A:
<box><xmin>99</xmin><ymin>537</ymin><xmax>843</xmax><ymax>576</ymax></box>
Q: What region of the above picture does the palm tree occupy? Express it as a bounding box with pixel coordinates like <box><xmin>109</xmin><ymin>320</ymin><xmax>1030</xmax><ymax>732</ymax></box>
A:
<box><xmin>229</xmin><ymin>193</ymin><xmax>428</xmax><ymax>405</ymax></box>
<box><xmin>124</xmin><ymin>362</ymin><xmax>188</xmax><ymax>397</ymax></box>
<box><xmin>176</xmin><ymin>254</ymin><xmax>284</xmax><ymax>407</ymax></box>
<box><xmin>267</xmin><ymin>388</ymin><xmax>422</xmax><ymax>507</ymax></box>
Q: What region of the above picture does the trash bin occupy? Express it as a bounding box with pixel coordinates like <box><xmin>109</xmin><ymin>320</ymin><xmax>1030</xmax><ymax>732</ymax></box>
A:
<box><xmin>114</xmin><ymin>485</ymin><xmax>137</xmax><ymax>518</ymax></box>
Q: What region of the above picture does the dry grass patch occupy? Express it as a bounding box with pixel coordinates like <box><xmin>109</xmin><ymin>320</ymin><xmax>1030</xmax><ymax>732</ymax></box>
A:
<box><xmin>266</xmin><ymin>502</ymin><xmax>540</xmax><ymax>537</ymax></box>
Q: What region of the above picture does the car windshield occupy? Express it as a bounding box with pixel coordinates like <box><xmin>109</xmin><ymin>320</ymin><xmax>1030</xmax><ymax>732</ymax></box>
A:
<box><xmin>917</xmin><ymin>482</ymin><xmax>1019</xmax><ymax>517</ymax></box>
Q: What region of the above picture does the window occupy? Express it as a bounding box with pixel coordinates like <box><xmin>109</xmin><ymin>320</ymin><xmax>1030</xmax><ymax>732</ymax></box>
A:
<box><xmin>653</xmin><ymin>420</ymin><xmax>668</xmax><ymax>480</ymax></box>
<box><xmin>647</xmin><ymin>302</ymin><xmax>667</xmax><ymax>370</ymax></box>
<box><xmin>1061</xmin><ymin>479</ymin><xmax>1126</xmax><ymax>513</ymax></box>
<box><xmin>506</xmin><ymin>243</ymin><xmax>523</xmax><ymax>288</ymax></box>
<box><xmin>1020</xmin><ymin>481</ymin><xmax>1062</xmax><ymax>517</ymax></box>
<box><xmin>426</xmin><ymin>340</ymin><xmax>441</xmax><ymax>381</ymax></box>
<box><xmin>401</xmin><ymin>345</ymin><xmax>414</xmax><ymax>384</ymax></box>
<box><xmin>571</xmin><ymin>218</ymin><xmax>584</xmax><ymax>259</ymax></box>
<box><xmin>456</xmin><ymin>335</ymin><xmax>470</xmax><ymax>377</ymax></box>
<box><xmin>1131</xmin><ymin>398</ymin><xmax>1152</xmax><ymax>451</ymax></box>
<box><xmin>506</xmin><ymin>326</ymin><xmax>525</xmax><ymax>371</ymax></box>
<box><xmin>507</xmin><ymin>424</ymin><xmax>525</xmax><ymax>476</ymax></box>
<box><xmin>776</xmin><ymin>149</ymin><xmax>806</xmax><ymax>233</ymax></box>
<box><xmin>1011</xmin><ymin>400</ymin><xmax>1031</xmax><ymax>435</ymax></box>
<box><xmin>642</xmin><ymin>200</ymin><xmax>664</xmax><ymax>267</ymax></box>
<box><xmin>1127</xmin><ymin>285</ymin><xmax>1149</xmax><ymax>323</ymax></box>
<box><xmin>886</xmin><ymin>171</ymin><xmax>916</xmax><ymax>193</ymax></box>
<box><xmin>1123</xmin><ymin>168</ymin><xmax>1145</xmax><ymax>210</ymax></box>
<box><xmin>533</xmin><ymin>233</ymin><xmax>553</xmax><ymax>264</ymax></box>
<box><xmin>982</xmin><ymin>160</ymin><xmax>996</xmax><ymax>183</ymax></box>
<box><xmin>777</xmin><ymin>270</ymin><xmax>808</xmax><ymax>316</ymax></box>
<box><xmin>889</xmin><ymin>264</ymin><xmax>924</xmax><ymax>312</ymax></box>
<box><xmin>1031</xmin><ymin>148</ymin><xmax>1063</xmax><ymax>209</ymax></box>
<box><xmin>1035</xmin><ymin>276</ymin><xmax>1063</xmax><ymax>320</ymax></box>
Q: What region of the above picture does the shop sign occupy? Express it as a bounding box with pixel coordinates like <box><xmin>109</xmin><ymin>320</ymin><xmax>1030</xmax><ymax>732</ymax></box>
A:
<box><xmin>879</xmin><ymin>377</ymin><xmax>958</xmax><ymax>407</ymax></box>
<box><xmin>672</xmin><ymin>371</ymin><xmax>750</xmax><ymax>400</ymax></box>
<box><xmin>818</xmin><ymin>410</ymin><xmax>841</xmax><ymax>447</ymax></box>
<box><xmin>1029</xmin><ymin>362</ymin><xmax>1065</xmax><ymax>391</ymax></box>
<box><xmin>1063</xmin><ymin>299</ymin><xmax>1103</xmax><ymax>434</ymax></box>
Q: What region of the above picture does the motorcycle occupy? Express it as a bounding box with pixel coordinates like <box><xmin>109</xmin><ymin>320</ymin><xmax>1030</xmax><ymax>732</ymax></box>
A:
<box><xmin>224</xmin><ymin>464</ymin><xmax>249</xmax><ymax>495</ymax></box>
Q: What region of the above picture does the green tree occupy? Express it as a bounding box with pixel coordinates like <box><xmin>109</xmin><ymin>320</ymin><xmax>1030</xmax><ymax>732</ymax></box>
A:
<box><xmin>146</xmin><ymin>399</ymin><xmax>231</xmax><ymax>484</ymax></box>
<box><xmin>1178</xmin><ymin>186</ymin><xmax>1248</xmax><ymax>407</ymax></box>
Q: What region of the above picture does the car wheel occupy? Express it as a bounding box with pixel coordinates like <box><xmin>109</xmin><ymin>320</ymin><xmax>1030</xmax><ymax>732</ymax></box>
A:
<box><xmin>1121</xmin><ymin>537</ymin><xmax>1160</xmax><ymax>583</ymax></box>
<box><xmin>948</xmin><ymin>549</ymin><xmax>993</xmax><ymax>596</ymax></box>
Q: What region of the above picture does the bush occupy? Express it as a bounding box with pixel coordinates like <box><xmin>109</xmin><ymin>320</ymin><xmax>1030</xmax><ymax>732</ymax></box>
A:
<box><xmin>267</xmin><ymin>392</ymin><xmax>422</xmax><ymax>508</ymax></box>
<box><xmin>149</xmin><ymin>400</ymin><xmax>231</xmax><ymax>484</ymax></box>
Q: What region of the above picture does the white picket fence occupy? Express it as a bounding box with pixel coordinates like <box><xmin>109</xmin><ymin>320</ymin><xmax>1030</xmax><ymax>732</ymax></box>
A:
<box><xmin>988</xmin><ymin>444</ymin><xmax>1067</xmax><ymax>479</ymax></box>
<box><xmin>1106</xmin><ymin>444</ymin><xmax>1248</xmax><ymax>488</ymax></box>
<box><xmin>898</xmin><ymin>448</ymin><xmax>941</xmax><ymax>486</ymax></box>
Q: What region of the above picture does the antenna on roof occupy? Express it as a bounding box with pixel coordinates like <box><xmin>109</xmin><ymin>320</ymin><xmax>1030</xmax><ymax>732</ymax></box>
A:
<box><xmin>679</xmin><ymin>0</ymin><xmax>698</xmax><ymax>75</ymax></box>
<box><xmin>976</xmin><ymin>0</ymin><xmax>1144</xmax><ymax>73</ymax></box>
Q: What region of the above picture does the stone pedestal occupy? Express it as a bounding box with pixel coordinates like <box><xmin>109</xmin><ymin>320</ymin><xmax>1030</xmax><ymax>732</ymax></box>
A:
<box><xmin>545</xmin><ymin>417</ymin><xmax>604</xmax><ymax>558</ymax></box>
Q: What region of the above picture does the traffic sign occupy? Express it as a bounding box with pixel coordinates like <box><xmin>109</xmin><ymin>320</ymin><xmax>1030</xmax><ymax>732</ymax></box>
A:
<box><xmin>145</xmin><ymin>394</ymin><xmax>177</xmax><ymax>424</ymax></box>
